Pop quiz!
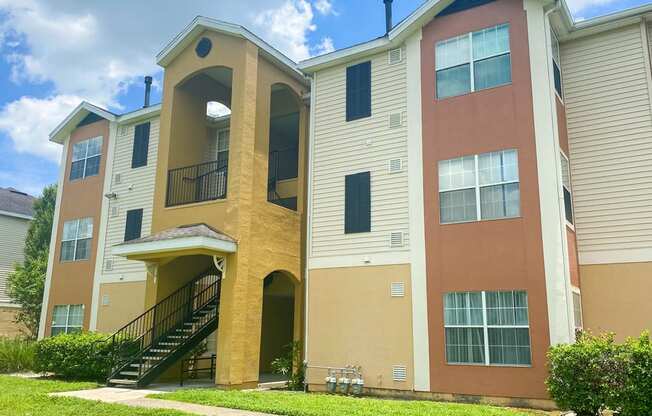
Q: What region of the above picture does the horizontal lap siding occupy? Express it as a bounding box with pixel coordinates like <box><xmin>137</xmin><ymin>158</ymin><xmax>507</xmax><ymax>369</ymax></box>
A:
<box><xmin>561</xmin><ymin>24</ymin><xmax>652</xmax><ymax>256</ymax></box>
<box><xmin>311</xmin><ymin>49</ymin><xmax>410</xmax><ymax>258</ymax></box>
<box><xmin>0</xmin><ymin>215</ymin><xmax>29</xmax><ymax>303</ymax></box>
<box><xmin>101</xmin><ymin>118</ymin><xmax>159</xmax><ymax>280</ymax></box>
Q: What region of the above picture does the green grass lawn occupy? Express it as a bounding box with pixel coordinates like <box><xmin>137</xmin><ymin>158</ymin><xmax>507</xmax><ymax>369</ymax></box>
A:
<box><xmin>0</xmin><ymin>375</ymin><xmax>186</xmax><ymax>416</ymax></box>
<box><xmin>152</xmin><ymin>389</ymin><xmax>550</xmax><ymax>416</ymax></box>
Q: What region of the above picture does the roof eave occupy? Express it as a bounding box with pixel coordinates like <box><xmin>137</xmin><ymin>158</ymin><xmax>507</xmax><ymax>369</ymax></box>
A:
<box><xmin>49</xmin><ymin>101</ymin><xmax>117</xmax><ymax>144</ymax></box>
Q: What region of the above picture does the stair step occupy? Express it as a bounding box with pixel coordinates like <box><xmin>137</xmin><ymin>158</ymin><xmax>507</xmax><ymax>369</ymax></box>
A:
<box><xmin>167</xmin><ymin>336</ymin><xmax>186</xmax><ymax>340</ymax></box>
<box><xmin>159</xmin><ymin>342</ymin><xmax>180</xmax><ymax>346</ymax></box>
<box><xmin>176</xmin><ymin>328</ymin><xmax>192</xmax><ymax>333</ymax></box>
<box><xmin>119</xmin><ymin>371</ymin><xmax>140</xmax><ymax>377</ymax></box>
<box><xmin>143</xmin><ymin>356</ymin><xmax>162</xmax><ymax>360</ymax></box>
<box><xmin>109</xmin><ymin>379</ymin><xmax>138</xmax><ymax>385</ymax></box>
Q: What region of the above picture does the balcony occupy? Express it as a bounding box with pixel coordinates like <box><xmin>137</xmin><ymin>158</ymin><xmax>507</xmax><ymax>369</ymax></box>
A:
<box><xmin>166</xmin><ymin>160</ymin><xmax>227</xmax><ymax>207</ymax></box>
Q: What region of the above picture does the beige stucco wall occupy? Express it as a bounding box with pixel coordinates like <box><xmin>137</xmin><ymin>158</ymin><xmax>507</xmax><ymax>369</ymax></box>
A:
<box><xmin>95</xmin><ymin>281</ymin><xmax>146</xmax><ymax>334</ymax></box>
<box><xmin>580</xmin><ymin>262</ymin><xmax>652</xmax><ymax>341</ymax></box>
<box><xmin>307</xmin><ymin>264</ymin><xmax>414</xmax><ymax>391</ymax></box>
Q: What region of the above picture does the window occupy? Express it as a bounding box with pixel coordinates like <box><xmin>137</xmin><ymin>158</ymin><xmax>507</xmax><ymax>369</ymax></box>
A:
<box><xmin>70</xmin><ymin>136</ymin><xmax>102</xmax><ymax>180</ymax></box>
<box><xmin>216</xmin><ymin>128</ymin><xmax>230</xmax><ymax>167</ymax></box>
<box><xmin>573</xmin><ymin>292</ymin><xmax>583</xmax><ymax>330</ymax></box>
<box><xmin>551</xmin><ymin>29</ymin><xmax>563</xmax><ymax>98</ymax></box>
<box><xmin>436</xmin><ymin>23</ymin><xmax>511</xmax><ymax>99</ymax></box>
<box><xmin>124</xmin><ymin>209</ymin><xmax>143</xmax><ymax>242</ymax></box>
<box><xmin>131</xmin><ymin>122</ymin><xmax>150</xmax><ymax>168</ymax></box>
<box><xmin>560</xmin><ymin>153</ymin><xmax>573</xmax><ymax>224</ymax></box>
<box><xmin>444</xmin><ymin>290</ymin><xmax>531</xmax><ymax>366</ymax></box>
<box><xmin>346</xmin><ymin>61</ymin><xmax>371</xmax><ymax>121</ymax></box>
<box><xmin>51</xmin><ymin>304</ymin><xmax>83</xmax><ymax>336</ymax></box>
<box><xmin>439</xmin><ymin>149</ymin><xmax>519</xmax><ymax>224</ymax></box>
<box><xmin>345</xmin><ymin>171</ymin><xmax>371</xmax><ymax>234</ymax></box>
<box><xmin>60</xmin><ymin>218</ymin><xmax>93</xmax><ymax>261</ymax></box>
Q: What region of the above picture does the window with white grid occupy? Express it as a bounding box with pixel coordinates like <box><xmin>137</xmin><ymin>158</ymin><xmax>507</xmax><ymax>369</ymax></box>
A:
<box><xmin>439</xmin><ymin>149</ymin><xmax>519</xmax><ymax>224</ymax></box>
<box><xmin>51</xmin><ymin>304</ymin><xmax>84</xmax><ymax>336</ymax></box>
<box><xmin>444</xmin><ymin>290</ymin><xmax>531</xmax><ymax>366</ymax></box>
<box><xmin>70</xmin><ymin>136</ymin><xmax>102</xmax><ymax>181</ymax></box>
<box><xmin>60</xmin><ymin>217</ymin><xmax>93</xmax><ymax>262</ymax></box>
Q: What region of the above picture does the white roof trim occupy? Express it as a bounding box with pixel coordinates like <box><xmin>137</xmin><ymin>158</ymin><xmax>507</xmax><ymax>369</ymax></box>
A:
<box><xmin>50</xmin><ymin>101</ymin><xmax>117</xmax><ymax>143</ymax></box>
<box><xmin>113</xmin><ymin>235</ymin><xmax>237</xmax><ymax>258</ymax></box>
<box><xmin>0</xmin><ymin>209</ymin><xmax>33</xmax><ymax>220</ymax></box>
<box><xmin>117</xmin><ymin>104</ymin><xmax>162</xmax><ymax>123</ymax></box>
<box><xmin>156</xmin><ymin>16</ymin><xmax>307</xmax><ymax>84</ymax></box>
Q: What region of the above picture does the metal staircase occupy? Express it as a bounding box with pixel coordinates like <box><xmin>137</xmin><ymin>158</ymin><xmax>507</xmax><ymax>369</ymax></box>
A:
<box><xmin>105</xmin><ymin>267</ymin><xmax>222</xmax><ymax>388</ymax></box>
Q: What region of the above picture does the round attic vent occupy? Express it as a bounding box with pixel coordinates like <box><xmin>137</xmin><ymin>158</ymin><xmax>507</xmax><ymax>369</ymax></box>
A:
<box><xmin>195</xmin><ymin>37</ymin><xmax>212</xmax><ymax>58</ymax></box>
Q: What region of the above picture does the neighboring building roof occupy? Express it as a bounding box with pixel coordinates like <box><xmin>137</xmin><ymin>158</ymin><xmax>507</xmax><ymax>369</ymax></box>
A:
<box><xmin>0</xmin><ymin>187</ymin><xmax>35</xmax><ymax>219</ymax></box>
<box><xmin>156</xmin><ymin>16</ymin><xmax>308</xmax><ymax>85</ymax></box>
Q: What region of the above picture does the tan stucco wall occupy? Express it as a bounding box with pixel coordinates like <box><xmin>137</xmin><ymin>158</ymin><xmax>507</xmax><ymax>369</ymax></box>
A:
<box><xmin>307</xmin><ymin>264</ymin><xmax>414</xmax><ymax>391</ymax></box>
<box><xmin>0</xmin><ymin>306</ymin><xmax>24</xmax><ymax>337</ymax></box>
<box><xmin>580</xmin><ymin>262</ymin><xmax>652</xmax><ymax>341</ymax></box>
<box><xmin>146</xmin><ymin>29</ymin><xmax>308</xmax><ymax>388</ymax></box>
<box><xmin>95</xmin><ymin>281</ymin><xmax>147</xmax><ymax>334</ymax></box>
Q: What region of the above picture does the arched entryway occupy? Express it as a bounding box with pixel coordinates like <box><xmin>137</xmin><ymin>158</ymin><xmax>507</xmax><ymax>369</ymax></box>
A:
<box><xmin>259</xmin><ymin>271</ymin><xmax>297</xmax><ymax>382</ymax></box>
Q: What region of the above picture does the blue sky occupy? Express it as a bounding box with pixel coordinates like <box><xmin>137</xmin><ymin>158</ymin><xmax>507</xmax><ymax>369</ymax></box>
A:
<box><xmin>0</xmin><ymin>0</ymin><xmax>649</xmax><ymax>197</ymax></box>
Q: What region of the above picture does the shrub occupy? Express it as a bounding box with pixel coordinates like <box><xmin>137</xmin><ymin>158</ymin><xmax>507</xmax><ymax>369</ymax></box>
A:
<box><xmin>271</xmin><ymin>341</ymin><xmax>304</xmax><ymax>391</ymax></box>
<box><xmin>546</xmin><ymin>332</ymin><xmax>626</xmax><ymax>416</ymax></box>
<box><xmin>34</xmin><ymin>332</ymin><xmax>113</xmax><ymax>381</ymax></box>
<box><xmin>0</xmin><ymin>337</ymin><xmax>36</xmax><ymax>373</ymax></box>
<box><xmin>618</xmin><ymin>332</ymin><xmax>652</xmax><ymax>416</ymax></box>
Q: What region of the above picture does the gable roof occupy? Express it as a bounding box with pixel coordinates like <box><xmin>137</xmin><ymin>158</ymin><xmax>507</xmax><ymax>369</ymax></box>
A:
<box><xmin>0</xmin><ymin>187</ymin><xmax>35</xmax><ymax>219</ymax></box>
<box><xmin>156</xmin><ymin>16</ymin><xmax>308</xmax><ymax>85</ymax></box>
<box><xmin>49</xmin><ymin>101</ymin><xmax>117</xmax><ymax>144</ymax></box>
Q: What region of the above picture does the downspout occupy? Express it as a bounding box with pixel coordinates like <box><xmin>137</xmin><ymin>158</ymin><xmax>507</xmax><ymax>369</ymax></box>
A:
<box><xmin>544</xmin><ymin>0</ymin><xmax>575</xmax><ymax>342</ymax></box>
<box><xmin>303</xmin><ymin>72</ymin><xmax>316</xmax><ymax>387</ymax></box>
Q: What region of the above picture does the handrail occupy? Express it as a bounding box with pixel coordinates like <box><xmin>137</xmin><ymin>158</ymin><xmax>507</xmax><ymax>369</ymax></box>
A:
<box><xmin>166</xmin><ymin>159</ymin><xmax>228</xmax><ymax>206</ymax></box>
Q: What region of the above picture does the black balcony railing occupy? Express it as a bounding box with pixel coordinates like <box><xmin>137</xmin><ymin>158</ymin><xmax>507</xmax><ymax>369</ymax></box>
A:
<box><xmin>166</xmin><ymin>160</ymin><xmax>228</xmax><ymax>207</ymax></box>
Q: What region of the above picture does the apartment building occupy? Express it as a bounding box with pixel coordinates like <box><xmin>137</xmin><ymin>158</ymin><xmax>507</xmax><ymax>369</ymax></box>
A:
<box><xmin>0</xmin><ymin>187</ymin><xmax>34</xmax><ymax>336</ymax></box>
<box><xmin>38</xmin><ymin>0</ymin><xmax>652</xmax><ymax>408</ymax></box>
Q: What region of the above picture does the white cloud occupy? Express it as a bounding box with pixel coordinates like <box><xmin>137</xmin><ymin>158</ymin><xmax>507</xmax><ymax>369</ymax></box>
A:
<box><xmin>565</xmin><ymin>0</ymin><xmax>619</xmax><ymax>15</ymax></box>
<box><xmin>312</xmin><ymin>36</ymin><xmax>335</xmax><ymax>56</ymax></box>
<box><xmin>314</xmin><ymin>0</ymin><xmax>336</xmax><ymax>16</ymax></box>
<box><xmin>0</xmin><ymin>0</ymin><xmax>335</xmax><ymax>164</ymax></box>
<box><xmin>0</xmin><ymin>94</ymin><xmax>82</xmax><ymax>162</ymax></box>
<box><xmin>206</xmin><ymin>101</ymin><xmax>231</xmax><ymax>118</ymax></box>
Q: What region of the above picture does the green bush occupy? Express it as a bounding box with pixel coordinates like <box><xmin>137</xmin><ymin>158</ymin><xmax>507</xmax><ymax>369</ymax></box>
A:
<box><xmin>34</xmin><ymin>332</ymin><xmax>113</xmax><ymax>381</ymax></box>
<box><xmin>546</xmin><ymin>332</ymin><xmax>625</xmax><ymax>416</ymax></box>
<box><xmin>618</xmin><ymin>333</ymin><xmax>652</xmax><ymax>416</ymax></box>
<box><xmin>0</xmin><ymin>337</ymin><xmax>36</xmax><ymax>373</ymax></box>
<box><xmin>271</xmin><ymin>341</ymin><xmax>304</xmax><ymax>391</ymax></box>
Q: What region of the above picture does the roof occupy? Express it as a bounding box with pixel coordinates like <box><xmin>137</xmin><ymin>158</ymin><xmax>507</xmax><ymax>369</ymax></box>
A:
<box><xmin>120</xmin><ymin>223</ymin><xmax>236</xmax><ymax>245</ymax></box>
<box><xmin>0</xmin><ymin>187</ymin><xmax>35</xmax><ymax>219</ymax></box>
<box><xmin>156</xmin><ymin>16</ymin><xmax>308</xmax><ymax>85</ymax></box>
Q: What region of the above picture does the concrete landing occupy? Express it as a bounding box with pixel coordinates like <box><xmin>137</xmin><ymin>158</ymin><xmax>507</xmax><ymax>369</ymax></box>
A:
<box><xmin>50</xmin><ymin>387</ymin><xmax>273</xmax><ymax>416</ymax></box>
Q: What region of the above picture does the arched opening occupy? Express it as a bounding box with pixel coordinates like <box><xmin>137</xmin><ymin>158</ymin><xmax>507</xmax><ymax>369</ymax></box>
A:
<box><xmin>259</xmin><ymin>271</ymin><xmax>296</xmax><ymax>382</ymax></box>
<box><xmin>166</xmin><ymin>67</ymin><xmax>233</xmax><ymax>206</ymax></box>
<box><xmin>267</xmin><ymin>83</ymin><xmax>300</xmax><ymax>211</ymax></box>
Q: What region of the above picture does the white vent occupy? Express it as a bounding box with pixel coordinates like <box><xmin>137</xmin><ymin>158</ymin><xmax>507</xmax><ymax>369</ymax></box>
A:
<box><xmin>389</xmin><ymin>112</ymin><xmax>402</xmax><ymax>128</ymax></box>
<box><xmin>388</xmin><ymin>158</ymin><xmax>403</xmax><ymax>174</ymax></box>
<box><xmin>392</xmin><ymin>365</ymin><xmax>407</xmax><ymax>382</ymax></box>
<box><xmin>114</xmin><ymin>173</ymin><xmax>122</xmax><ymax>184</ymax></box>
<box><xmin>389</xmin><ymin>231</ymin><xmax>404</xmax><ymax>247</ymax></box>
<box><xmin>119</xmin><ymin>125</ymin><xmax>128</xmax><ymax>136</ymax></box>
<box><xmin>388</xmin><ymin>48</ymin><xmax>402</xmax><ymax>64</ymax></box>
<box><xmin>101</xmin><ymin>294</ymin><xmax>110</xmax><ymax>306</ymax></box>
<box><xmin>391</xmin><ymin>282</ymin><xmax>405</xmax><ymax>297</ymax></box>
<box><xmin>104</xmin><ymin>259</ymin><xmax>114</xmax><ymax>271</ymax></box>
<box><xmin>110</xmin><ymin>206</ymin><xmax>119</xmax><ymax>218</ymax></box>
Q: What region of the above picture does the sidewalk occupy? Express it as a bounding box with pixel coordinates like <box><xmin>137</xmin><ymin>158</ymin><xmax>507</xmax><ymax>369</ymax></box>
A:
<box><xmin>50</xmin><ymin>387</ymin><xmax>274</xmax><ymax>416</ymax></box>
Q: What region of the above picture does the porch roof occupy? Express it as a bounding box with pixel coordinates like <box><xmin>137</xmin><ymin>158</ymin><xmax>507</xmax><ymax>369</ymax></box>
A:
<box><xmin>113</xmin><ymin>223</ymin><xmax>237</xmax><ymax>259</ymax></box>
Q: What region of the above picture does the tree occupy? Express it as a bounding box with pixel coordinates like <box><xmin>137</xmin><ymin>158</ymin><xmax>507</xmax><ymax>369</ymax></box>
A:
<box><xmin>7</xmin><ymin>184</ymin><xmax>57</xmax><ymax>339</ymax></box>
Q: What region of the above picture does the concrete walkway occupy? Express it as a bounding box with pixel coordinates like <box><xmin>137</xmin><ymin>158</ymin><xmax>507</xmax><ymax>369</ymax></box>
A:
<box><xmin>50</xmin><ymin>387</ymin><xmax>274</xmax><ymax>416</ymax></box>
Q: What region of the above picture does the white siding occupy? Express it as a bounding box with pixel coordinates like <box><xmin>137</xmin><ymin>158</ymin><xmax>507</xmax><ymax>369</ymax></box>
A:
<box><xmin>0</xmin><ymin>214</ymin><xmax>29</xmax><ymax>303</ymax></box>
<box><xmin>561</xmin><ymin>24</ymin><xmax>652</xmax><ymax>261</ymax></box>
<box><xmin>100</xmin><ymin>117</ymin><xmax>159</xmax><ymax>281</ymax></box>
<box><xmin>310</xmin><ymin>48</ymin><xmax>410</xmax><ymax>259</ymax></box>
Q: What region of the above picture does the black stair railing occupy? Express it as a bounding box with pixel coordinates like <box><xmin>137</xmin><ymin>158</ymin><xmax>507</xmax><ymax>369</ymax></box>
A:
<box><xmin>166</xmin><ymin>160</ymin><xmax>228</xmax><ymax>207</ymax></box>
<box><xmin>106</xmin><ymin>268</ymin><xmax>221</xmax><ymax>381</ymax></box>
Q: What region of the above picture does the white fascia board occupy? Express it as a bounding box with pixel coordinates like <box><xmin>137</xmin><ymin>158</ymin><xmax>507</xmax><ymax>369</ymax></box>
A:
<box><xmin>117</xmin><ymin>104</ymin><xmax>162</xmax><ymax>124</ymax></box>
<box><xmin>113</xmin><ymin>236</ymin><xmax>237</xmax><ymax>258</ymax></box>
<box><xmin>0</xmin><ymin>210</ymin><xmax>33</xmax><ymax>221</ymax></box>
<box><xmin>50</xmin><ymin>101</ymin><xmax>117</xmax><ymax>144</ymax></box>
<box><xmin>156</xmin><ymin>16</ymin><xmax>307</xmax><ymax>85</ymax></box>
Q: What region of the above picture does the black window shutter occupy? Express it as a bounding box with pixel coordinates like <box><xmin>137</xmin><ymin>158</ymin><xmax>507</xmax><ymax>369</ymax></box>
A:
<box><xmin>345</xmin><ymin>171</ymin><xmax>371</xmax><ymax>234</ymax></box>
<box><xmin>346</xmin><ymin>61</ymin><xmax>371</xmax><ymax>121</ymax></box>
<box><xmin>124</xmin><ymin>209</ymin><xmax>143</xmax><ymax>242</ymax></box>
<box><xmin>131</xmin><ymin>122</ymin><xmax>150</xmax><ymax>168</ymax></box>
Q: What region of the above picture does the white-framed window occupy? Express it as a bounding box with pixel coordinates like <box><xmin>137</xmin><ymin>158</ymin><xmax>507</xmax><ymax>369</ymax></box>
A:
<box><xmin>51</xmin><ymin>304</ymin><xmax>84</xmax><ymax>336</ymax></box>
<box><xmin>217</xmin><ymin>128</ymin><xmax>230</xmax><ymax>167</ymax></box>
<box><xmin>551</xmin><ymin>29</ymin><xmax>563</xmax><ymax>99</ymax></box>
<box><xmin>560</xmin><ymin>152</ymin><xmax>573</xmax><ymax>225</ymax></box>
<box><xmin>70</xmin><ymin>136</ymin><xmax>102</xmax><ymax>180</ymax></box>
<box><xmin>60</xmin><ymin>217</ymin><xmax>93</xmax><ymax>262</ymax></box>
<box><xmin>444</xmin><ymin>290</ymin><xmax>531</xmax><ymax>366</ymax></box>
<box><xmin>436</xmin><ymin>23</ymin><xmax>511</xmax><ymax>99</ymax></box>
<box><xmin>572</xmin><ymin>291</ymin><xmax>583</xmax><ymax>330</ymax></box>
<box><xmin>439</xmin><ymin>149</ymin><xmax>520</xmax><ymax>224</ymax></box>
